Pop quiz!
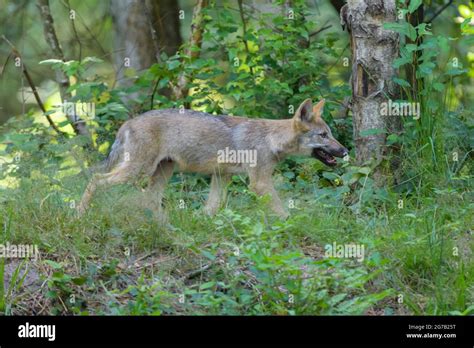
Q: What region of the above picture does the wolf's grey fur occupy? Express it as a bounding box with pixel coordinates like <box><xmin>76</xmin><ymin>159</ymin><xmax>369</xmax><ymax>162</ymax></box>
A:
<box><xmin>77</xmin><ymin>99</ymin><xmax>348</xmax><ymax>219</ymax></box>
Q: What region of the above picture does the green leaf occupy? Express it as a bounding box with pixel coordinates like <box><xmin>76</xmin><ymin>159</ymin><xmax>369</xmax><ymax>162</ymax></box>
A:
<box><xmin>405</xmin><ymin>44</ymin><xmax>419</xmax><ymax>52</ymax></box>
<box><xmin>416</xmin><ymin>23</ymin><xmax>432</xmax><ymax>36</ymax></box>
<box><xmin>357</xmin><ymin>167</ymin><xmax>371</xmax><ymax>175</ymax></box>
<box><xmin>384</xmin><ymin>22</ymin><xmax>417</xmax><ymax>41</ymax></box>
<box><xmin>432</xmin><ymin>82</ymin><xmax>444</xmax><ymax>92</ymax></box>
<box><xmin>82</xmin><ymin>56</ymin><xmax>103</xmax><ymax>64</ymax></box>
<box><xmin>393</xmin><ymin>56</ymin><xmax>411</xmax><ymax>69</ymax></box>
<box><xmin>417</xmin><ymin>61</ymin><xmax>436</xmax><ymax>76</ymax></box>
<box><xmin>72</xmin><ymin>276</ymin><xmax>87</xmax><ymax>285</ymax></box>
<box><xmin>199</xmin><ymin>281</ymin><xmax>216</xmax><ymax>290</ymax></box>
<box><xmin>408</xmin><ymin>0</ymin><xmax>423</xmax><ymax>14</ymax></box>
<box><xmin>393</xmin><ymin>77</ymin><xmax>410</xmax><ymax>87</ymax></box>
<box><xmin>44</xmin><ymin>260</ymin><xmax>63</xmax><ymax>269</ymax></box>
<box><xmin>200</xmin><ymin>250</ymin><xmax>216</xmax><ymax>261</ymax></box>
<box><xmin>39</xmin><ymin>59</ymin><xmax>64</xmax><ymax>65</ymax></box>
<box><xmin>322</xmin><ymin>172</ymin><xmax>339</xmax><ymax>180</ymax></box>
<box><xmin>446</xmin><ymin>68</ymin><xmax>468</xmax><ymax>76</ymax></box>
<box><xmin>167</xmin><ymin>60</ymin><xmax>180</xmax><ymax>70</ymax></box>
<box><xmin>458</xmin><ymin>5</ymin><xmax>472</xmax><ymax>18</ymax></box>
<box><xmin>387</xmin><ymin>134</ymin><xmax>400</xmax><ymax>145</ymax></box>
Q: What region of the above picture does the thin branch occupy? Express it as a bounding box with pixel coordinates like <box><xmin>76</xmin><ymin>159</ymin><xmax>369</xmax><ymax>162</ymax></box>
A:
<box><xmin>324</xmin><ymin>42</ymin><xmax>350</xmax><ymax>74</ymax></box>
<box><xmin>426</xmin><ymin>0</ymin><xmax>454</xmax><ymax>23</ymax></box>
<box><xmin>179</xmin><ymin>263</ymin><xmax>213</xmax><ymax>281</ymax></box>
<box><xmin>0</xmin><ymin>52</ymin><xmax>12</xmax><ymax>78</ymax></box>
<box><xmin>309</xmin><ymin>23</ymin><xmax>332</xmax><ymax>37</ymax></box>
<box><xmin>58</xmin><ymin>0</ymin><xmax>109</xmax><ymax>58</ymax></box>
<box><xmin>37</xmin><ymin>0</ymin><xmax>90</xmax><ymax>139</ymax></box>
<box><xmin>149</xmin><ymin>77</ymin><xmax>161</xmax><ymax>110</ymax></box>
<box><xmin>64</xmin><ymin>0</ymin><xmax>83</xmax><ymax>61</ymax></box>
<box><xmin>237</xmin><ymin>0</ymin><xmax>254</xmax><ymax>75</ymax></box>
<box><xmin>1</xmin><ymin>35</ymin><xmax>64</xmax><ymax>135</ymax></box>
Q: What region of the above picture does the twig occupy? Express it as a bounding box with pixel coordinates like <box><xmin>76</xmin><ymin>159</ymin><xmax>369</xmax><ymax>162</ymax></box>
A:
<box><xmin>1</xmin><ymin>35</ymin><xmax>64</xmax><ymax>135</ymax></box>
<box><xmin>149</xmin><ymin>77</ymin><xmax>161</xmax><ymax>110</ymax></box>
<box><xmin>180</xmin><ymin>263</ymin><xmax>213</xmax><ymax>281</ymax></box>
<box><xmin>324</xmin><ymin>42</ymin><xmax>350</xmax><ymax>74</ymax></box>
<box><xmin>64</xmin><ymin>0</ymin><xmax>83</xmax><ymax>61</ymax></box>
<box><xmin>0</xmin><ymin>52</ymin><xmax>12</xmax><ymax>78</ymax></box>
<box><xmin>309</xmin><ymin>23</ymin><xmax>332</xmax><ymax>37</ymax></box>
<box><xmin>237</xmin><ymin>0</ymin><xmax>254</xmax><ymax>75</ymax></box>
<box><xmin>37</xmin><ymin>0</ymin><xmax>90</xmax><ymax>139</ymax></box>
<box><xmin>426</xmin><ymin>0</ymin><xmax>454</xmax><ymax>23</ymax></box>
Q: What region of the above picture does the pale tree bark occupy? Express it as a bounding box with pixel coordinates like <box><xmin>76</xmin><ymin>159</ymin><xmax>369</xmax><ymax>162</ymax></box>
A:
<box><xmin>172</xmin><ymin>0</ymin><xmax>208</xmax><ymax>102</ymax></box>
<box><xmin>36</xmin><ymin>0</ymin><xmax>90</xmax><ymax>139</ymax></box>
<box><xmin>341</xmin><ymin>0</ymin><xmax>401</xmax><ymax>182</ymax></box>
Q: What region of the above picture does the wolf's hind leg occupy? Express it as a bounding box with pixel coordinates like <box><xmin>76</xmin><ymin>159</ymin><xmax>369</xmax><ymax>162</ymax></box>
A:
<box><xmin>204</xmin><ymin>173</ymin><xmax>230</xmax><ymax>216</ymax></box>
<box><xmin>147</xmin><ymin>159</ymin><xmax>174</xmax><ymax>221</ymax></box>
<box><xmin>77</xmin><ymin>162</ymin><xmax>141</xmax><ymax>215</ymax></box>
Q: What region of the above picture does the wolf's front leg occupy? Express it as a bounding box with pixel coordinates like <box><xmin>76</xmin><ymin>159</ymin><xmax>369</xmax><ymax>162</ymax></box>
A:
<box><xmin>204</xmin><ymin>173</ymin><xmax>230</xmax><ymax>216</ymax></box>
<box><xmin>249</xmin><ymin>170</ymin><xmax>289</xmax><ymax>219</ymax></box>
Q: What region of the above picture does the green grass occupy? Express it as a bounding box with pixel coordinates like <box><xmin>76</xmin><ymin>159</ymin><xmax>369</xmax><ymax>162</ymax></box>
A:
<box><xmin>0</xmin><ymin>163</ymin><xmax>472</xmax><ymax>315</ymax></box>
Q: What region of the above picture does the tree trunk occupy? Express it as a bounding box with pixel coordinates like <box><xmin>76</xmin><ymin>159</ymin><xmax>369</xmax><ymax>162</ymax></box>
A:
<box><xmin>341</xmin><ymin>0</ymin><xmax>400</xmax><ymax>182</ymax></box>
<box><xmin>149</xmin><ymin>0</ymin><xmax>182</xmax><ymax>57</ymax></box>
<box><xmin>112</xmin><ymin>0</ymin><xmax>182</xmax><ymax>104</ymax></box>
<box><xmin>36</xmin><ymin>0</ymin><xmax>90</xmax><ymax>139</ymax></box>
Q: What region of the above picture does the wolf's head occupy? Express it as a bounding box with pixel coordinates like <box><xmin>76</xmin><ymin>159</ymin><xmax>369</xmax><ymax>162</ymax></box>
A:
<box><xmin>293</xmin><ymin>99</ymin><xmax>348</xmax><ymax>167</ymax></box>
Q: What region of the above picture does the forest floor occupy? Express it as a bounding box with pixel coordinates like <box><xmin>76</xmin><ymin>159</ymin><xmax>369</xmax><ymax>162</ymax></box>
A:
<box><xmin>1</xmin><ymin>163</ymin><xmax>473</xmax><ymax>315</ymax></box>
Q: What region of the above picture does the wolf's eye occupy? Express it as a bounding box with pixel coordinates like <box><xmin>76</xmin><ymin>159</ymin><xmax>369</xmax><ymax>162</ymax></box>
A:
<box><xmin>320</xmin><ymin>132</ymin><xmax>328</xmax><ymax>138</ymax></box>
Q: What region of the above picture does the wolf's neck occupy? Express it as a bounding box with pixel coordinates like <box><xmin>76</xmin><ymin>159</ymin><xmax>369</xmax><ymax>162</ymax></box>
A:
<box><xmin>266</xmin><ymin>120</ymin><xmax>299</xmax><ymax>159</ymax></box>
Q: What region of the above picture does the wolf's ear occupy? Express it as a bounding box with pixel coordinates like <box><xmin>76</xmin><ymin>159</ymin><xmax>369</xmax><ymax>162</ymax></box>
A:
<box><xmin>293</xmin><ymin>99</ymin><xmax>313</xmax><ymax>124</ymax></box>
<box><xmin>312</xmin><ymin>99</ymin><xmax>325</xmax><ymax>118</ymax></box>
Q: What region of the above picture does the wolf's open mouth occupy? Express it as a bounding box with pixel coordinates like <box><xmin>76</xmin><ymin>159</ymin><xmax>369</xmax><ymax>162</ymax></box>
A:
<box><xmin>312</xmin><ymin>148</ymin><xmax>337</xmax><ymax>166</ymax></box>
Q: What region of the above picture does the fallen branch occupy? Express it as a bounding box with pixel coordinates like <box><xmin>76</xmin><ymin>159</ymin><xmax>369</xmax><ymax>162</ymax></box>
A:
<box><xmin>180</xmin><ymin>263</ymin><xmax>213</xmax><ymax>281</ymax></box>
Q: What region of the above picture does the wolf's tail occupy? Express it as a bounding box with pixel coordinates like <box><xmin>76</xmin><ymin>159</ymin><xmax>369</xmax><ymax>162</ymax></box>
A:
<box><xmin>88</xmin><ymin>131</ymin><xmax>124</xmax><ymax>174</ymax></box>
<box><xmin>103</xmin><ymin>134</ymin><xmax>123</xmax><ymax>172</ymax></box>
